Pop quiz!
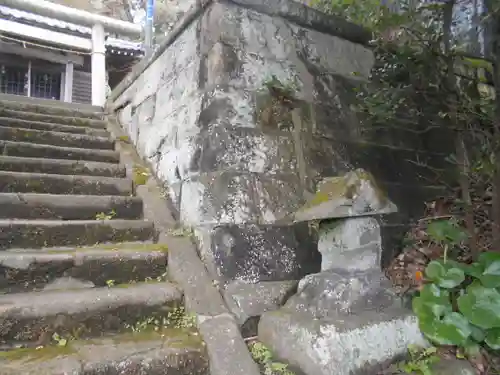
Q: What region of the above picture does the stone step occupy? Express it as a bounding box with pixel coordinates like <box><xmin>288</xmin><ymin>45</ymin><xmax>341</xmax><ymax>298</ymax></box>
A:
<box><xmin>0</xmin><ymin>171</ymin><xmax>133</xmax><ymax>196</ymax></box>
<box><xmin>0</xmin><ymin>140</ymin><xmax>120</xmax><ymax>163</ymax></box>
<box><xmin>0</xmin><ymin>193</ymin><xmax>143</xmax><ymax>220</ymax></box>
<box><xmin>0</xmin><ymin>282</ymin><xmax>182</xmax><ymax>345</ymax></box>
<box><xmin>0</xmin><ymin>219</ymin><xmax>156</xmax><ymax>250</ymax></box>
<box><xmin>0</xmin><ymin>103</ymin><xmax>104</xmax><ymax>122</ymax></box>
<box><xmin>0</xmin><ymin>155</ymin><xmax>126</xmax><ymax>177</ymax></box>
<box><xmin>0</xmin><ymin>117</ymin><xmax>109</xmax><ymax>137</ymax></box>
<box><xmin>0</xmin><ymin>126</ymin><xmax>114</xmax><ymax>150</ymax></box>
<box><xmin>0</xmin><ymin>330</ymin><xmax>208</xmax><ymax>375</ymax></box>
<box><xmin>0</xmin><ymin>243</ymin><xmax>168</xmax><ymax>293</ymax></box>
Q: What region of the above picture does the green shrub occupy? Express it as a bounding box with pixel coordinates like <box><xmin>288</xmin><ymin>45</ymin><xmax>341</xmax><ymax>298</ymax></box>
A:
<box><xmin>412</xmin><ymin>251</ymin><xmax>500</xmax><ymax>353</ymax></box>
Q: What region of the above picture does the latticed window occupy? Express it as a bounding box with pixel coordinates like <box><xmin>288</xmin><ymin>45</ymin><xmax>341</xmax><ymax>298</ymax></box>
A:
<box><xmin>30</xmin><ymin>71</ymin><xmax>61</xmax><ymax>100</ymax></box>
<box><xmin>0</xmin><ymin>65</ymin><xmax>28</xmax><ymax>96</ymax></box>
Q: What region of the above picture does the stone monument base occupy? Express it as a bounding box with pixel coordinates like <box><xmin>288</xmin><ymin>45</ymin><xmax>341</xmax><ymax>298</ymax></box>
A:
<box><xmin>258</xmin><ymin>268</ymin><xmax>428</xmax><ymax>375</ymax></box>
<box><xmin>258</xmin><ymin>305</ymin><xmax>427</xmax><ymax>375</ymax></box>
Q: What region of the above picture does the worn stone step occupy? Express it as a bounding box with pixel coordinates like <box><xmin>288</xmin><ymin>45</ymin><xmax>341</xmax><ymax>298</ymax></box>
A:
<box><xmin>0</xmin><ymin>126</ymin><xmax>114</xmax><ymax>150</ymax></box>
<box><xmin>0</xmin><ymin>193</ymin><xmax>143</xmax><ymax>220</ymax></box>
<box><xmin>0</xmin><ymin>140</ymin><xmax>120</xmax><ymax>163</ymax></box>
<box><xmin>0</xmin><ymin>117</ymin><xmax>109</xmax><ymax>137</ymax></box>
<box><xmin>0</xmin><ymin>219</ymin><xmax>156</xmax><ymax>250</ymax></box>
<box><xmin>0</xmin><ymin>171</ymin><xmax>133</xmax><ymax>196</ymax></box>
<box><xmin>0</xmin><ymin>104</ymin><xmax>104</xmax><ymax>122</ymax></box>
<box><xmin>0</xmin><ymin>243</ymin><xmax>168</xmax><ymax>294</ymax></box>
<box><xmin>0</xmin><ymin>156</ymin><xmax>126</xmax><ymax>177</ymax></box>
<box><xmin>0</xmin><ymin>281</ymin><xmax>182</xmax><ymax>344</ymax></box>
<box><xmin>0</xmin><ymin>330</ymin><xmax>208</xmax><ymax>375</ymax></box>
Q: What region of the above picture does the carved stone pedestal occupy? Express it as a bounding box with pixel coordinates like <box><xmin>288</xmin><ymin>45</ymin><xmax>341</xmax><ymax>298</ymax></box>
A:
<box><xmin>258</xmin><ymin>170</ymin><xmax>428</xmax><ymax>375</ymax></box>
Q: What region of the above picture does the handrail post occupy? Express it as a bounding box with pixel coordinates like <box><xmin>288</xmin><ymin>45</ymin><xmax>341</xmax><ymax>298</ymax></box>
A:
<box><xmin>91</xmin><ymin>23</ymin><xmax>106</xmax><ymax>107</ymax></box>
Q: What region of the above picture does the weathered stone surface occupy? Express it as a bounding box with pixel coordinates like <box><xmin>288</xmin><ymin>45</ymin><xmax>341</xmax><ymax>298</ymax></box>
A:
<box><xmin>0</xmin><ymin>105</ymin><xmax>104</xmax><ymax>123</ymax></box>
<box><xmin>294</xmin><ymin>169</ymin><xmax>398</xmax><ymax>223</ymax></box>
<box><xmin>0</xmin><ymin>116</ymin><xmax>109</xmax><ymax>137</ymax></box>
<box><xmin>0</xmin><ymin>282</ymin><xmax>182</xmax><ymax>343</ymax></box>
<box><xmin>0</xmin><ymin>193</ymin><xmax>143</xmax><ymax>220</ymax></box>
<box><xmin>199</xmin><ymin>314</ymin><xmax>261</xmax><ymax>375</ymax></box>
<box><xmin>0</xmin><ymin>245</ymin><xmax>168</xmax><ymax>293</ymax></box>
<box><xmin>180</xmin><ymin>171</ymin><xmax>305</xmax><ymax>226</ymax></box>
<box><xmin>223</xmin><ymin>280</ymin><xmax>298</xmax><ymax>324</ymax></box>
<box><xmin>0</xmin><ymin>155</ymin><xmax>126</xmax><ymax>177</ymax></box>
<box><xmin>284</xmin><ymin>268</ymin><xmax>398</xmax><ymax>319</ymax></box>
<box><xmin>0</xmin><ymin>330</ymin><xmax>209</xmax><ymax>375</ymax></box>
<box><xmin>195</xmin><ymin>223</ymin><xmax>320</xmax><ymax>285</ymax></box>
<box><xmin>318</xmin><ymin>217</ymin><xmax>382</xmax><ymax>271</ymax></box>
<box><xmin>0</xmin><ymin>170</ymin><xmax>133</xmax><ymax>196</ymax></box>
<box><xmin>0</xmin><ymin>140</ymin><xmax>120</xmax><ymax>163</ymax></box>
<box><xmin>0</xmin><ymin>219</ymin><xmax>156</xmax><ymax>250</ymax></box>
<box><xmin>42</xmin><ymin>276</ymin><xmax>95</xmax><ymax>291</ymax></box>
<box><xmin>0</xmin><ymin>126</ymin><xmax>114</xmax><ymax>150</ymax></box>
<box><xmin>111</xmin><ymin>0</ymin><xmax>444</xmax><ymax>284</ymax></box>
<box><xmin>258</xmin><ymin>308</ymin><xmax>427</xmax><ymax>375</ymax></box>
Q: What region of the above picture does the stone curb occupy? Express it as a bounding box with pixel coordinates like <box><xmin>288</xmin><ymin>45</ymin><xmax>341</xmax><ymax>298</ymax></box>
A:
<box><xmin>106</xmin><ymin>115</ymin><xmax>261</xmax><ymax>375</ymax></box>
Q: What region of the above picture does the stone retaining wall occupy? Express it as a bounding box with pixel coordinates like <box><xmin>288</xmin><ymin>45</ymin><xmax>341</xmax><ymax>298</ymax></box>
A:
<box><xmin>110</xmin><ymin>0</ymin><xmax>446</xmax><ymax>284</ymax></box>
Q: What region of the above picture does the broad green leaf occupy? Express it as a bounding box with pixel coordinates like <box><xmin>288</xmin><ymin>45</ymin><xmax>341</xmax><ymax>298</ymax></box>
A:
<box><xmin>477</xmin><ymin>252</ymin><xmax>500</xmax><ymax>288</ymax></box>
<box><xmin>461</xmin><ymin>263</ymin><xmax>484</xmax><ymax>279</ymax></box>
<box><xmin>484</xmin><ymin>328</ymin><xmax>500</xmax><ymax>350</ymax></box>
<box><xmin>412</xmin><ymin>284</ymin><xmax>452</xmax><ymax>318</ymax></box>
<box><xmin>457</xmin><ymin>285</ymin><xmax>500</xmax><ymax>329</ymax></box>
<box><xmin>469</xmin><ymin>324</ymin><xmax>487</xmax><ymax>342</ymax></box>
<box><xmin>418</xmin><ymin>312</ymin><xmax>471</xmax><ymax>346</ymax></box>
<box><xmin>427</xmin><ymin>220</ymin><xmax>467</xmax><ymax>245</ymax></box>
<box><xmin>425</xmin><ymin>260</ymin><xmax>465</xmax><ymax>288</ymax></box>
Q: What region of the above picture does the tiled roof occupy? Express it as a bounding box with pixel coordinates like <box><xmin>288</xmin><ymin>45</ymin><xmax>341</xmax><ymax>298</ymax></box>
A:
<box><xmin>0</xmin><ymin>5</ymin><xmax>143</xmax><ymax>52</ymax></box>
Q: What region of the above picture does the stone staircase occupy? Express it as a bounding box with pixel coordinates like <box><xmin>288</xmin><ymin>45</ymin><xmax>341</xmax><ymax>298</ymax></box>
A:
<box><xmin>0</xmin><ymin>98</ymin><xmax>209</xmax><ymax>374</ymax></box>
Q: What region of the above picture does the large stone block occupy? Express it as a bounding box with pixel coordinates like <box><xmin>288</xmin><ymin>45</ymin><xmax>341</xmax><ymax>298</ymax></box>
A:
<box><xmin>258</xmin><ymin>307</ymin><xmax>427</xmax><ymax>375</ymax></box>
<box><xmin>223</xmin><ymin>280</ymin><xmax>298</xmax><ymax>330</ymax></box>
<box><xmin>284</xmin><ymin>268</ymin><xmax>396</xmax><ymax>318</ymax></box>
<box><xmin>200</xmin><ymin>1</ymin><xmax>373</xmax><ymax>82</ymax></box>
<box><xmin>191</xmin><ymin>124</ymin><xmax>298</xmax><ymax>175</ymax></box>
<box><xmin>195</xmin><ymin>223</ymin><xmax>320</xmax><ymax>285</ymax></box>
<box><xmin>179</xmin><ymin>171</ymin><xmax>304</xmax><ymax>226</ymax></box>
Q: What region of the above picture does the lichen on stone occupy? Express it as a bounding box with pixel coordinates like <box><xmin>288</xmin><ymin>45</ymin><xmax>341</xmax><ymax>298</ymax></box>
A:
<box><xmin>294</xmin><ymin>169</ymin><xmax>396</xmax><ymax>222</ymax></box>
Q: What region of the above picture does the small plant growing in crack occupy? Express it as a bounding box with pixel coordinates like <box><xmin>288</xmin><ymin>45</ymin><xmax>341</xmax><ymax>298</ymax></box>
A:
<box><xmin>249</xmin><ymin>341</ymin><xmax>295</xmax><ymax>375</ymax></box>
<box><xmin>117</xmin><ymin>135</ymin><xmax>131</xmax><ymax>143</ymax></box>
<box><xmin>262</xmin><ymin>75</ymin><xmax>299</xmax><ymax>102</ymax></box>
<box><xmin>95</xmin><ymin>209</ymin><xmax>116</xmax><ymax>221</ymax></box>
<box><xmin>51</xmin><ymin>333</ymin><xmax>68</xmax><ymax>347</ymax></box>
<box><xmin>165</xmin><ymin>306</ymin><xmax>197</xmax><ymax>329</ymax></box>
<box><xmin>144</xmin><ymin>271</ymin><xmax>168</xmax><ymax>283</ymax></box>
<box><xmin>396</xmin><ymin>345</ymin><xmax>439</xmax><ymax>375</ymax></box>
<box><xmin>125</xmin><ymin>306</ymin><xmax>197</xmax><ymax>333</ymax></box>
<box><xmin>106</xmin><ymin>279</ymin><xmax>116</xmax><ymax>287</ymax></box>
<box><xmin>169</xmin><ymin>226</ymin><xmax>193</xmax><ymax>237</ymax></box>
<box><xmin>133</xmin><ymin>165</ymin><xmax>150</xmax><ymax>186</ymax></box>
